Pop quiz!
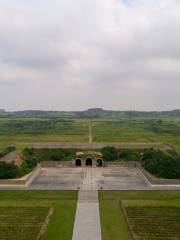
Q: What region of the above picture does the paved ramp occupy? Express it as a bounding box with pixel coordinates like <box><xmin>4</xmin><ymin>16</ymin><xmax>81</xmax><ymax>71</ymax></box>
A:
<box><xmin>72</xmin><ymin>167</ymin><xmax>101</xmax><ymax>240</ymax></box>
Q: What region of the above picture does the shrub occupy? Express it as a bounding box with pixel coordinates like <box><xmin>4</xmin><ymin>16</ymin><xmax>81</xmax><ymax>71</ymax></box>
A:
<box><xmin>19</xmin><ymin>155</ymin><xmax>38</xmax><ymax>176</ymax></box>
<box><xmin>142</xmin><ymin>149</ymin><xmax>180</xmax><ymax>179</ymax></box>
<box><xmin>22</xmin><ymin>148</ymin><xmax>76</xmax><ymax>161</ymax></box>
<box><xmin>0</xmin><ymin>146</ymin><xmax>16</xmax><ymax>158</ymax></box>
<box><xmin>0</xmin><ymin>147</ymin><xmax>39</xmax><ymax>179</ymax></box>
<box><xmin>0</xmin><ymin>162</ymin><xmax>19</xmax><ymax>179</ymax></box>
<box><xmin>101</xmin><ymin>147</ymin><xmax>118</xmax><ymax>161</ymax></box>
<box><xmin>23</xmin><ymin>147</ymin><xmax>34</xmax><ymax>156</ymax></box>
<box><xmin>101</xmin><ymin>147</ymin><xmax>144</xmax><ymax>161</ymax></box>
<box><xmin>118</xmin><ymin>149</ymin><xmax>143</xmax><ymax>161</ymax></box>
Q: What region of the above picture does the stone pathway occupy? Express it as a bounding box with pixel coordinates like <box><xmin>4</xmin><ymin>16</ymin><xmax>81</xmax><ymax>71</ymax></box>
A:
<box><xmin>72</xmin><ymin>167</ymin><xmax>101</xmax><ymax>240</ymax></box>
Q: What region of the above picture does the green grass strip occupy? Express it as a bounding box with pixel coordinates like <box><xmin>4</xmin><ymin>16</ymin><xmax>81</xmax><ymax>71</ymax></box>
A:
<box><xmin>99</xmin><ymin>200</ymin><xmax>131</xmax><ymax>240</ymax></box>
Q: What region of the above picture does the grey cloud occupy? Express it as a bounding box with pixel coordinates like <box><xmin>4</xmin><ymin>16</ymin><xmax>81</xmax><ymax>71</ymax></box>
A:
<box><xmin>0</xmin><ymin>0</ymin><xmax>180</xmax><ymax>111</ymax></box>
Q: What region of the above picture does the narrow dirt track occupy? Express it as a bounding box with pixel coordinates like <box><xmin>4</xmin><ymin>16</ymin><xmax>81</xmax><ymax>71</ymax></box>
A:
<box><xmin>89</xmin><ymin>122</ymin><xmax>93</xmax><ymax>143</ymax></box>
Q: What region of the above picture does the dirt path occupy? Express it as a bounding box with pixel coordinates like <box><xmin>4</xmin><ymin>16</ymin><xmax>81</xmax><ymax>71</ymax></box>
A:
<box><xmin>89</xmin><ymin>122</ymin><xmax>93</xmax><ymax>143</ymax></box>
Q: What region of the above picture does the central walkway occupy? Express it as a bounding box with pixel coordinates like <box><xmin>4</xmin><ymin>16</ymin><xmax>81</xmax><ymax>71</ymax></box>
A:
<box><xmin>72</xmin><ymin>167</ymin><xmax>102</xmax><ymax>240</ymax></box>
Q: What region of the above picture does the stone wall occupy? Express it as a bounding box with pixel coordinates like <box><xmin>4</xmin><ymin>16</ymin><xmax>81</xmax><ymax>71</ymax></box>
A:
<box><xmin>105</xmin><ymin>161</ymin><xmax>137</xmax><ymax>167</ymax></box>
<box><xmin>40</xmin><ymin>161</ymin><xmax>73</xmax><ymax>168</ymax></box>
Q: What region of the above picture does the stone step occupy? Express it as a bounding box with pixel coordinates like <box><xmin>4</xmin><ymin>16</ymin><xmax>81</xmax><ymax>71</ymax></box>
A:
<box><xmin>78</xmin><ymin>190</ymin><xmax>99</xmax><ymax>203</ymax></box>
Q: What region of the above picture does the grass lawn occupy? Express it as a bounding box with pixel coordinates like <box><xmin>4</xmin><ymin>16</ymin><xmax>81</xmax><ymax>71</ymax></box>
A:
<box><xmin>99</xmin><ymin>191</ymin><xmax>180</xmax><ymax>240</ymax></box>
<box><xmin>0</xmin><ymin>190</ymin><xmax>78</xmax><ymax>240</ymax></box>
<box><xmin>99</xmin><ymin>199</ymin><xmax>131</xmax><ymax>240</ymax></box>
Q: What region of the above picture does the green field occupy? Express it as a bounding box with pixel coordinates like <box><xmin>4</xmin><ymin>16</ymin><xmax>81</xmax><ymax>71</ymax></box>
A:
<box><xmin>92</xmin><ymin>118</ymin><xmax>180</xmax><ymax>150</ymax></box>
<box><xmin>0</xmin><ymin>118</ymin><xmax>89</xmax><ymax>148</ymax></box>
<box><xmin>0</xmin><ymin>114</ymin><xmax>180</xmax><ymax>151</ymax></box>
<box><xmin>0</xmin><ymin>191</ymin><xmax>77</xmax><ymax>240</ymax></box>
<box><xmin>99</xmin><ymin>191</ymin><xmax>180</xmax><ymax>240</ymax></box>
<box><xmin>0</xmin><ymin>207</ymin><xmax>50</xmax><ymax>240</ymax></box>
<box><xmin>125</xmin><ymin>206</ymin><xmax>180</xmax><ymax>240</ymax></box>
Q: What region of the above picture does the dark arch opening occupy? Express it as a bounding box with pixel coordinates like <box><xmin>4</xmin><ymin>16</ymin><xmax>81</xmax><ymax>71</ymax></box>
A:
<box><xmin>96</xmin><ymin>158</ymin><xmax>103</xmax><ymax>167</ymax></box>
<box><xmin>75</xmin><ymin>158</ymin><xmax>82</xmax><ymax>167</ymax></box>
<box><xmin>86</xmin><ymin>158</ymin><xmax>92</xmax><ymax>166</ymax></box>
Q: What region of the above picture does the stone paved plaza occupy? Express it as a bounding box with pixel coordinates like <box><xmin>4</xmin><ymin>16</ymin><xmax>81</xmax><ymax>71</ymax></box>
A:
<box><xmin>92</xmin><ymin>166</ymin><xmax>150</xmax><ymax>190</ymax></box>
<box><xmin>29</xmin><ymin>168</ymin><xmax>83</xmax><ymax>190</ymax></box>
<box><xmin>1</xmin><ymin>164</ymin><xmax>180</xmax><ymax>190</ymax></box>
<box><xmin>29</xmin><ymin>166</ymin><xmax>151</xmax><ymax>190</ymax></box>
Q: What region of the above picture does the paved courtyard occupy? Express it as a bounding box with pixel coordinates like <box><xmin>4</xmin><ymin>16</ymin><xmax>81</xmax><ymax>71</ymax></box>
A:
<box><xmin>93</xmin><ymin>166</ymin><xmax>150</xmax><ymax>190</ymax></box>
<box><xmin>29</xmin><ymin>166</ymin><xmax>151</xmax><ymax>190</ymax></box>
<box><xmin>1</xmin><ymin>165</ymin><xmax>180</xmax><ymax>190</ymax></box>
<box><xmin>29</xmin><ymin>167</ymin><xmax>83</xmax><ymax>190</ymax></box>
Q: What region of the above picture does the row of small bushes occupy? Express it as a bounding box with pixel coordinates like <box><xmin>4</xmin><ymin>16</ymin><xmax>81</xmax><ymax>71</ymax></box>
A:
<box><xmin>23</xmin><ymin>148</ymin><xmax>76</xmax><ymax>161</ymax></box>
<box><xmin>101</xmin><ymin>147</ymin><xmax>143</xmax><ymax>161</ymax></box>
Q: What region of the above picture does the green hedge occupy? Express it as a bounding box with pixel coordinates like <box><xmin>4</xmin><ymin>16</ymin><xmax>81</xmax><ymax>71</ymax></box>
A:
<box><xmin>101</xmin><ymin>146</ymin><xmax>180</xmax><ymax>179</ymax></box>
<box><xmin>118</xmin><ymin>149</ymin><xmax>143</xmax><ymax>161</ymax></box>
<box><xmin>0</xmin><ymin>147</ymin><xmax>37</xmax><ymax>179</ymax></box>
<box><xmin>0</xmin><ymin>148</ymin><xmax>76</xmax><ymax>179</ymax></box>
<box><xmin>23</xmin><ymin>148</ymin><xmax>76</xmax><ymax>161</ymax></box>
<box><xmin>0</xmin><ymin>155</ymin><xmax>37</xmax><ymax>179</ymax></box>
<box><xmin>101</xmin><ymin>147</ymin><xmax>118</xmax><ymax>161</ymax></box>
<box><xmin>101</xmin><ymin>147</ymin><xmax>143</xmax><ymax>161</ymax></box>
<box><xmin>142</xmin><ymin>149</ymin><xmax>180</xmax><ymax>179</ymax></box>
<box><xmin>0</xmin><ymin>162</ymin><xmax>19</xmax><ymax>179</ymax></box>
<box><xmin>19</xmin><ymin>155</ymin><xmax>37</xmax><ymax>176</ymax></box>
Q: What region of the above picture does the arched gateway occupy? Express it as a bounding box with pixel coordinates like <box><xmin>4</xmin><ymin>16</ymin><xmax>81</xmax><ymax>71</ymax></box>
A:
<box><xmin>85</xmin><ymin>158</ymin><xmax>92</xmax><ymax>166</ymax></box>
<box><xmin>96</xmin><ymin>158</ymin><xmax>104</xmax><ymax>167</ymax></box>
<box><xmin>74</xmin><ymin>151</ymin><xmax>104</xmax><ymax>167</ymax></box>
<box><xmin>75</xmin><ymin>158</ymin><xmax>82</xmax><ymax>166</ymax></box>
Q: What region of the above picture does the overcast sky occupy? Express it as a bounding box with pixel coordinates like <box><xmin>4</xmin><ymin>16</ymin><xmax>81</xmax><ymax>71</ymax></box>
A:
<box><xmin>0</xmin><ymin>0</ymin><xmax>180</xmax><ymax>111</ymax></box>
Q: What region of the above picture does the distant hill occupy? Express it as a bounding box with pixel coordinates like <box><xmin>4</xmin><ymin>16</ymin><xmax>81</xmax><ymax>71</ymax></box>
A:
<box><xmin>0</xmin><ymin>109</ymin><xmax>5</xmax><ymax>114</ymax></box>
<box><xmin>0</xmin><ymin>108</ymin><xmax>180</xmax><ymax>118</ymax></box>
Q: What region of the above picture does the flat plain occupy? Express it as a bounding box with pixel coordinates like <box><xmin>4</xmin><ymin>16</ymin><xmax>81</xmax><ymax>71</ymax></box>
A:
<box><xmin>0</xmin><ymin>115</ymin><xmax>180</xmax><ymax>151</ymax></box>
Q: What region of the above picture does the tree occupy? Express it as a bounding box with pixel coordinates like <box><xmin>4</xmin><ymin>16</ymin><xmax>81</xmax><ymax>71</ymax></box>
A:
<box><xmin>101</xmin><ymin>146</ymin><xmax>118</xmax><ymax>161</ymax></box>
<box><xmin>0</xmin><ymin>162</ymin><xmax>19</xmax><ymax>179</ymax></box>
